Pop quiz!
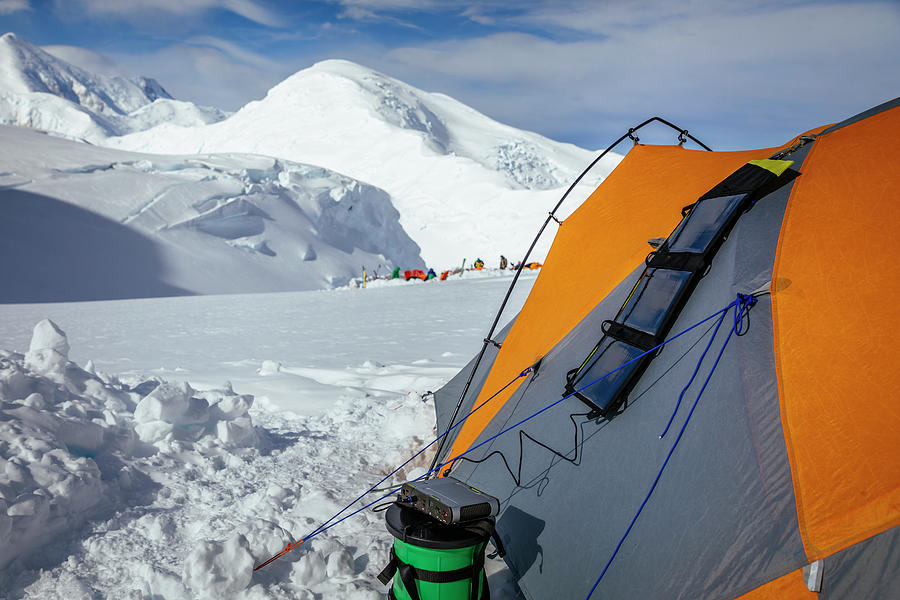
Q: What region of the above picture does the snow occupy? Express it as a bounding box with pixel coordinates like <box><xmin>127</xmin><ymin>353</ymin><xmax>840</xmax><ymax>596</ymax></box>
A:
<box><xmin>0</xmin><ymin>271</ymin><xmax>535</xmax><ymax>599</ymax></box>
<box><xmin>0</xmin><ymin>33</ymin><xmax>226</xmax><ymax>140</ymax></box>
<box><xmin>0</xmin><ymin>30</ymin><xmax>612</xmax><ymax>599</ymax></box>
<box><xmin>0</xmin><ymin>125</ymin><xmax>424</xmax><ymax>301</ymax></box>
<box><xmin>1</xmin><ymin>32</ymin><xmax>620</xmax><ymax>273</ymax></box>
<box><xmin>104</xmin><ymin>59</ymin><xmax>620</xmax><ymax>267</ymax></box>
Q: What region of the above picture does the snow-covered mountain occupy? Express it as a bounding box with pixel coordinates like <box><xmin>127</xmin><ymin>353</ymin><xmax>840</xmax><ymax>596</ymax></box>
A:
<box><xmin>1</xmin><ymin>31</ymin><xmax>621</xmax><ymax>283</ymax></box>
<box><xmin>105</xmin><ymin>59</ymin><xmax>621</xmax><ymax>266</ymax></box>
<box><xmin>0</xmin><ymin>126</ymin><xmax>423</xmax><ymax>302</ymax></box>
<box><xmin>0</xmin><ymin>33</ymin><xmax>226</xmax><ymax>141</ymax></box>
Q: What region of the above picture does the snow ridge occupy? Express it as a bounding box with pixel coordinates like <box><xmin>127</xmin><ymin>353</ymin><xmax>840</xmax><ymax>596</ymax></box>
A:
<box><xmin>0</xmin><ymin>126</ymin><xmax>424</xmax><ymax>301</ymax></box>
<box><xmin>1</xmin><ymin>31</ymin><xmax>622</xmax><ymax>273</ymax></box>
<box><xmin>106</xmin><ymin>59</ymin><xmax>621</xmax><ymax>265</ymax></box>
<box><xmin>0</xmin><ymin>32</ymin><xmax>226</xmax><ymax>140</ymax></box>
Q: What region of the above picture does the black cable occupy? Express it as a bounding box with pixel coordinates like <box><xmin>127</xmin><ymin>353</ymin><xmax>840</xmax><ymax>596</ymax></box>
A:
<box><xmin>427</xmin><ymin>118</ymin><xmax>712</xmax><ymax>476</ymax></box>
<box><xmin>447</xmin><ymin>411</ymin><xmax>592</xmax><ymax>486</ymax></box>
<box><xmin>371</xmin><ymin>500</ymin><xmax>399</xmax><ymax>513</ymax></box>
<box><xmin>445</xmin><ymin>316</ymin><xmax>721</xmax><ymax>488</ymax></box>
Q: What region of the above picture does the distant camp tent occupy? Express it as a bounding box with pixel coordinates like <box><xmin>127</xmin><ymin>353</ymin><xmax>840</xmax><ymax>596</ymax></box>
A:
<box><xmin>431</xmin><ymin>99</ymin><xmax>900</xmax><ymax>599</ymax></box>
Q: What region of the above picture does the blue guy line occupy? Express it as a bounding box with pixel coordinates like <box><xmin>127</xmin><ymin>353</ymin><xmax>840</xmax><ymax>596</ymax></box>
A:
<box><xmin>288</xmin><ymin>298</ymin><xmax>742</xmax><ymax>550</ymax></box>
<box><xmin>298</xmin><ymin>366</ymin><xmax>533</xmax><ymax>543</ymax></box>
<box><xmin>584</xmin><ymin>294</ymin><xmax>757</xmax><ymax>599</ymax></box>
<box><xmin>659</xmin><ymin>308</ymin><xmax>728</xmax><ymax>438</ymax></box>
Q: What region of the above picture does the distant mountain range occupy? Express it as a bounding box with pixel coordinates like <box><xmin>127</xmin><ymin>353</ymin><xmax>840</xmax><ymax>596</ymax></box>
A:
<box><xmin>0</xmin><ymin>31</ymin><xmax>619</xmax><ymax>299</ymax></box>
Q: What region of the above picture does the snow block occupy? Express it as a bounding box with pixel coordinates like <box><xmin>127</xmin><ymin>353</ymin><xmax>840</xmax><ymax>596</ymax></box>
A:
<box><xmin>134</xmin><ymin>382</ymin><xmax>208</xmax><ymax>426</ymax></box>
<box><xmin>216</xmin><ymin>417</ymin><xmax>256</xmax><ymax>446</ymax></box>
<box><xmin>234</xmin><ymin>519</ymin><xmax>294</xmax><ymax>565</ymax></box>
<box><xmin>209</xmin><ymin>392</ymin><xmax>253</xmax><ymax>421</ymax></box>
<box><xmin>134</xmin><ymin>420</ymin><xmax>176</xmax><ymax>444</ymax></box>
<box><xmin>28</xmin><ymin>319</ymin><xmax>70</xmax><ymax>357</ymax></box>
<box><xmin>25</xmin><ymin>319</ymin><xmax>70</xmax><ymax>375</ymax></box>
<box><xmin>257</xmin><ymin>360</ymin><xmax>282</xmax><ymax>376</ymax></box>
<box><xmin>325</xmin><ymin>546</ymin><xmax>355</xmax><ymax>578</ymax></box>
<box><xmin>291</xmin><ymin>550</ymin><xmax>328</xmax><ymax>587</ymax></box>
<box><xmin>182</xmin><ymin>533</ymin><xmax>255</xmax><ymax>599</ymax></box>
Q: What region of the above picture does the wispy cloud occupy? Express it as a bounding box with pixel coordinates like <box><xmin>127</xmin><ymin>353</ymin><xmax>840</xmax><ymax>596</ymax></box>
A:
<box><xmin>375</xmin><ymin>1</ymin><xmax>900</xmax><ymax>148</ymax></box>
<box><xmin>185</xmin><ymin>35</ymin><xmax>283</xmax><ymax>71</ymax></box>
<box><xmin>109</xmin><ymin>42</ymin><xmax>291</xmax><ymax>111</ymax></box>
<box><xmin>331</xmin><ymin>0</ymin><xmax>443</xmax><ymax>12</ymax></box>
<box><xmin>0</xmin><ymin>0</ymin><xmax>30</xmax><ymax>16</ymax></box>
<box><xmin>330</xmin><ymin>0</ymin><xmax>434</xmax><ymax>30</ymax></box>
<box><xmin>59</xmin><ymin>0</ymin><xmax>285</xmax><ymax>28</ymax></box>
<box><xmin>11</xmin><ymin>0</ymin><xmax>898</xmax><ymax>150</ymax></box>
<box><xmin>41</xmin><ymin>44</ymin><xmax>128</xmax><ymax>76</ymax></box>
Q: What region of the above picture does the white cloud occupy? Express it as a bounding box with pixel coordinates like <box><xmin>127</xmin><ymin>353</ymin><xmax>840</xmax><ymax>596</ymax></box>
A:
<box><xmin>373</xmin><ymin>2</ymin><xmax>900</xmax><ymax>148</ymax></box>
<box><xmin>333</xmin><ymin>0</ymin><xmax>442</xmax><ymax>11</ymax></box>
<box><xmin>61</xmin><ymin>0</ymin><xmax>284</xmax><ymax>28</ymax></box>
<box><xmin>110</xmin><ymin>43</ymin><xmax>292</xmax><ymax>111</ymax></box>
<box><xmin>332</xmin><ymin>1</ymin><xmax>428</xmax><ymax>29</ymax></box>
<box><xmin>41</xmin><ymin>45</ymin><xmax>127</xmax><ymax>77</ymax></box>
<box><xmin>40</xmin><ymin>36</ymin><xmax>289</xmax><ymax>111</ymax></box>
<box><xmin>0</xmin><ymin>0</ymin><xmax>30</xmax><ymax>16</ymax></box>
<box><xmin>185</xmin><ymin>35</ymin><xmax>282</xmax><ymax>71</ymax></box>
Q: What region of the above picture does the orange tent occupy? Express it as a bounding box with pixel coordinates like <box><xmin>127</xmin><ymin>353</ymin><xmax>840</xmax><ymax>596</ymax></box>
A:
<box><xmin>431</xmin><ymin>99</ymin><xmax>900</xmax><ymax>599</ymax></box>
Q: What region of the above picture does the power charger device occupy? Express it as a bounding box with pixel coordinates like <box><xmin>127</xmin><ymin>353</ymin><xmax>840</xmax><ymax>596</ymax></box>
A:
<box><xmin>400</xmin><ymin>477</ymin><xmax>500</xmax><ymax>525</ymax></box>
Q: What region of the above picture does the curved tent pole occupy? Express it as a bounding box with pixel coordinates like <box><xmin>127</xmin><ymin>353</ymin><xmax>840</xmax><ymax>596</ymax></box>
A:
<box><xmin>427</xmin><ymin>117</ymin><xmax>712</xmax><ymax>476</ymax></box>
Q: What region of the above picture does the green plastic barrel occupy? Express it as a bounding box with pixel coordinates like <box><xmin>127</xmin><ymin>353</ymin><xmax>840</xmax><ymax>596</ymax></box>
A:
<box><xmin>383</xmin><ymin>504</ymin><xmax>492</xmax><ymax>600</ymax></box>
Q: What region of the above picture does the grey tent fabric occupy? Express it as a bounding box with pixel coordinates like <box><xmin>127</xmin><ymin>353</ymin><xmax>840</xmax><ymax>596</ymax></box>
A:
<box><xmin>437</xmin><ymin>153</ymin><xmax>813</xmax><ymax>599</ymax></box>
<box><xmin>820</xmin><ymin>524</ymin><xmax>900</xmax><ymax>599</ymax></box>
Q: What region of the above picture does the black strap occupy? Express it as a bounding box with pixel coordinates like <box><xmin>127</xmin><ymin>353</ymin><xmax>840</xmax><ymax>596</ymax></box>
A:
<box><xmin>646</xmin><ymin>251</ymin><xmax>706</xmax><ymax>272</ymax></box>
<box><xmin>377</xmin><ymin>551</ymin><xmax>397</xmax><ymax>585</ymax></box>
<box><xmin>398</xmin><ymin>559</ymin><xmax>422</xmax><ymax>600</ymax></box>
<box><xmin>471</xmin><ymin>543</ymin><xmax>488</xmax><ymax>600</ymax></box>
<box><xmin>379</xmin><ymin>547</ymin><xmax>489</xmax><ymax>599</ymax></box>
<box><xmin>488</xmin><ymin>527</ymin><xmax>506</xmax><ymax>558</ymax></box>
<box><xmin>601</xmin><ymin>320</ymin><xmax>658</xmax><ymax>352</ymax></box>
<box><xmin>698</xmin><ymin>162</ymin><xmax>776</xmax><ymax>200</ymax></box>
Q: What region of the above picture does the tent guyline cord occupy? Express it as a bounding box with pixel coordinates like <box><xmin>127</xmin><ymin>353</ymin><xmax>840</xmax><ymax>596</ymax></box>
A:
<box><xmin>584</xmin><ymin>293</ymin><xmax>758</xmax><ymax>600</ymax></box>
<box><xmin>254</xmin><ymin>296</ymin><xmax>740</xmax><ymax>571</ymax></box>
<box><xmin>428</xmin><ymin>117</ymin><xmax>712</xmax><ymax>476</ymax></box>
<box><xmin>439</xmin><ymin>297</ymin><xmax>740</xmax><ymax>480</ymax></box>
<box><xmin>447</xmin><ymin>314</ymin><xmax>722</xmax><ymax>487</ymax></box>
<box><xmin>253</xmin><ymin>366</ymin><xmax>534</xmax><ymax>571</ymax></box>
<box><xmin>254</xmin><ymin>119</ymin><xmax>713</xmax><ymax>571</ymax></box>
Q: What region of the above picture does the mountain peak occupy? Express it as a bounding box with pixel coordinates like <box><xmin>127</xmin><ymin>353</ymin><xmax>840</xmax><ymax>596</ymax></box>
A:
<box><xmin>0</xmin><ymin>31</ymin><xmax>170</xmax><ymax>113</ymax></box>
<box><xmin>308</xmin><ymin>58</ymin><xmax>381</xmax><ymax>77</ymax></box>
<box><xmin>0</xmin><ymin>32</ymin><xmax>230</xmax><ymax>140</ymax></box>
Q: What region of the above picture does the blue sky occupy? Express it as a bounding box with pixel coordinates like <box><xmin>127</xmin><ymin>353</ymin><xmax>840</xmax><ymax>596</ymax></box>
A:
<box><xmin>1</xmin><ymin>0</ymin><xmax>898</xmax><ymax>151</ymax></box>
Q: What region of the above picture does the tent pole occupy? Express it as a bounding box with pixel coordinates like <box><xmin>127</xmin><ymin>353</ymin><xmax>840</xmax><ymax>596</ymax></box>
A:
<box><xmin>427</xmin><ymin>118</ymin><xmax>711</xmax><ymax>476</ymax></box>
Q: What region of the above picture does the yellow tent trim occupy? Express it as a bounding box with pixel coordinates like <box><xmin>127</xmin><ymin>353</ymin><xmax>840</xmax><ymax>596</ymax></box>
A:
<box><xmin>748</xmin><ymin>158</ymin><xmax>795</xmax><ymax>176</ymax></box>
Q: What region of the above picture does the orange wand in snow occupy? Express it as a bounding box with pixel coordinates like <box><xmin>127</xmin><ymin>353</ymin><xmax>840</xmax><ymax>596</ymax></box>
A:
<box><xmin>253</xmin><ymin>537</ymin><xmax>307</xmax><ymax>571</ymax></box>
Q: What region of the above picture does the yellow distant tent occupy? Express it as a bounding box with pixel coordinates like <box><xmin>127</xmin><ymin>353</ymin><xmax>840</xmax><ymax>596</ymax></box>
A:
<box><xmin>431</xmin><ymin>99</ymin><xmax>900</xmax><ymax>599</ymax></box>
